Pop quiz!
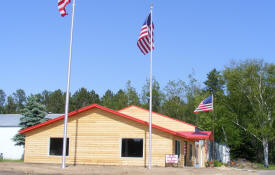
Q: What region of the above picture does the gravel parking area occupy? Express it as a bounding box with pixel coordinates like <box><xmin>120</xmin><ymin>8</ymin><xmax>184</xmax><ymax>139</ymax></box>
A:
<box><xmin>0</xmin><ymin>162</ymin><xmax>263</xmax><ymax>175</ymax></box>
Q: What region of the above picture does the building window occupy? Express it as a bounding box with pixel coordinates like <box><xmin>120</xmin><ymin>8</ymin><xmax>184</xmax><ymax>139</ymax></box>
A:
<box><xmin>175</xmin><ymin>140</ymin><xmax>181</xmax><ymax>158</ymax></box>
<box><xmin>189</xmin><ymin>144</ymin><xmax>193</xmax><ymax>161</ymax></box>
<box><xmin>49</xmin><ymin>138</ymin><xmax>69</xmax><ymax>156</ymax></box>
<box><xmin>121</xmin><ymin>138</ymin><xmax>143</xmax><ymax>157</ymax></box>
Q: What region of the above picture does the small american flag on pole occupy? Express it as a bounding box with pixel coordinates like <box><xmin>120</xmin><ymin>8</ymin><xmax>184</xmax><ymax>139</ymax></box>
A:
<box><xmin>194</xmin><ymin>96</ymin><xmax>213</xmax><ymax>113</ymax></box>
<box><xmin>58</xmin><ymin>0</ymin><xmax>71</xmax><ymax>17</ymax></box>
<box><xmin>137</xmin><ymin>13</ymin><xmax>154</xmax><ymax>55</ymax></box>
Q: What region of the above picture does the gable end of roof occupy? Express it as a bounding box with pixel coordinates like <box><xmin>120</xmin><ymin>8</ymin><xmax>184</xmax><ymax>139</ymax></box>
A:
<box><xmin>118</xmin><ymin>105</ymin><xmax>197</xmax><ymax>128</ymax></box>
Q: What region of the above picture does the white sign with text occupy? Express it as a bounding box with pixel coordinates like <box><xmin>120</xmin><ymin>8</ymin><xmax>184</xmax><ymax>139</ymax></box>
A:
<box><xmin>165</xmin><ymin>154</ymin><xmax>178</xmax><ymax>164</ymax></box>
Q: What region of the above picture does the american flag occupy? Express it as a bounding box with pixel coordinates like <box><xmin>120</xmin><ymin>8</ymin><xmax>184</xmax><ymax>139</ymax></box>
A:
<box><xmin>58</xmin><ymin>0</ymin><xmax>71</xmax><ymax>17</ymax></box>
<box><xmin>137</xmin><ymin>13</ymin><xmax>154</xmax><ymax>55</ymax></box>
<box><xmin>194</xmin><ymin>96</ymin><xmax>213</xmax><ymax>113</ymax></box>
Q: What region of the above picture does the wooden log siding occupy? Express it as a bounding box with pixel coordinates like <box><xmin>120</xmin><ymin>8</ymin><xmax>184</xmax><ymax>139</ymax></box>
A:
<box><xmin>171</xmin><ymin>137</ymin><xmax>188</xmax><ymax>167</ymax></box>
<box><xmin>119</xmin><ymin>106</ymin><xmax>196</xmax><ymax>132</ymax></box>
<box><xmin>24</xmin><ymin>109</ymin><xmax>177</xmax><ymax>166</ymax></box>
<box><xmin>179</xmin><ymin>139</ymin><xmax>185</xmax><ymax>167</ymax></box>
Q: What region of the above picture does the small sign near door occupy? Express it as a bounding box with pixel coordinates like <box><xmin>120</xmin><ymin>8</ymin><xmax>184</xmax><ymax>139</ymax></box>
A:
<box><xmin>165</xmin><ymin>154</ymin><xmax>178</xmax><ymax>164</ymax></box>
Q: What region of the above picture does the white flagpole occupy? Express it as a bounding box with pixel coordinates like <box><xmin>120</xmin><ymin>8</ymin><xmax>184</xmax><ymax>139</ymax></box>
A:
<box><xmin>212</xmin><ymin>94</ymin><xmax>215</xmax><ymax>161</ymax></box>
<box><xmin>62</xmin><ymin>0</ymin><xmax>76</xmax><ymax>169</ymax></box>
<box><xmin>148</xmin><ymin>3</ymin><xmax>153</xmax><ymax>170</ymax></box>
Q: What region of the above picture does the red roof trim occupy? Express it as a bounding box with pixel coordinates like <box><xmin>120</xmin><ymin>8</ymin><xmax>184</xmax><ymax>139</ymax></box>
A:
<box><xmin>19</xmin><ymin>104</ymin><xmax>180</xmax><ymax>137</ymax></box>
<box><xmin>19</xmin><ymin>104</ymin><xmax>210</xmax><ymax>140</ymax></box>
<box><xmin>176</xmin><ymin>131</ymin><xmax>213</xmax><ymax>140</ymax></box>
<box><xmin>19</xmin><ymin>104</ymin><xmax>100</xmax><ymax>134</ymax></box>
<box><xmin>118</xmin><ymin>105</ymin><xmax>197</xmax><ymax>127</ymax></box>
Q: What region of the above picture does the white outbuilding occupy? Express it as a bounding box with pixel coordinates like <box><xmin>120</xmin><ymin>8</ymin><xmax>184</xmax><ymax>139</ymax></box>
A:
<box><xmin>0</xmin><ymin>114</ymin><xmax>60</xmax><ymax>160</ymax></box>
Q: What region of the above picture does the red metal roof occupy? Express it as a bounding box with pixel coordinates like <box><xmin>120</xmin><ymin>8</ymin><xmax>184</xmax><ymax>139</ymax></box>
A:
<box><xmin>176</xmin><ymin>131</ymin><xmax>213</xmax><ymax>140</ymax></box>
<box><xmin>19</xmin><ymin>104</ymin><xmax>211</xmax><ymax>140</ymax></box>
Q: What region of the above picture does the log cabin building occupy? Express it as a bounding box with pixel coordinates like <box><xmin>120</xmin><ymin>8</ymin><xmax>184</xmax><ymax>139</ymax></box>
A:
<box><xmin>19</xmin><ymin>104</ymin><xmax>212</xmax><ymax>167</ymax></box>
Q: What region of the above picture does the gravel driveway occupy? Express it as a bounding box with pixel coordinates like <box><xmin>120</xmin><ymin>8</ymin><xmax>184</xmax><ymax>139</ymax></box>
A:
<box><xmin>0</xmin><ymin>162</ymin><xmax>271</xmax><ymax>175</ymax></box>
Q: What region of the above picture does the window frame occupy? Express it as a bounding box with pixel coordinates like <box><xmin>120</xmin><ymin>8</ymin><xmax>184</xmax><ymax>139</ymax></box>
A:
<box><xmin>189</xmin><ymin>143</ymin><xmax>193</xmax><ymax>161</ymax></box>
<box><xmin>48</xmin><ymin>137</ymin><xmax>69</xmax><ymax>157</ymax></box>
<box><xmin>120</xmin><ymin>138</ymin><xmax>144</xmax><ymax>158</ymax></box>
<box><xmin>175</xmin><ymin>140</ymin><xmax>181</xmax><ymax>158</ymax></box>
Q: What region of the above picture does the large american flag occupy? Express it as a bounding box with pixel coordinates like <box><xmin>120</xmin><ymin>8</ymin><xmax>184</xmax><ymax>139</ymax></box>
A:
<box><xmin>137</xmin><ymin>13</ymin><xmax>154</xmax><ymax>55</ymax></box>
<box><xmin>194</xmin><ymin>96</ymin><xmax>213</xmax><ymax>113</ymax></box>
<box><xmin>58</xmin><ymin>0</ymin><xmax>71</xmax><ymax>17</ymax></box>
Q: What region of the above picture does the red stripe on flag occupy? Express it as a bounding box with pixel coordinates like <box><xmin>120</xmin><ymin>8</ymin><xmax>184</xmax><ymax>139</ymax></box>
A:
<box><xmin>58</xmin><ymin>0</ymin><xmax>71</xmax><ymax>17</ymax></box>
<box><xmin>58</xmin><ymin>0</ymin><xmax>65</xmax><ymax>6</ymax></box>
<box><xmin>137</xmin><ymin>13</ymin><xmax>154</xmax><ymax>55</ymax></box>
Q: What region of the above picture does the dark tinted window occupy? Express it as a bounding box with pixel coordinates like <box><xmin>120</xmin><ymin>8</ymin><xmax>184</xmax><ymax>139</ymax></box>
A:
<box><xmin>121</xmin><ymin>138</ymin><xmax>143</xmax><ymax>157</ymax></box>
<box><xmin>189</xmin><ymin>144</ymin><xmax>192</xmax><ymax>160</ymax></box>
<box><xmin>49</xmin><ymin>138</ymin><xmax>69</xmax><ymax>156</ymax></box>
<box><xmin>175</xmin><ymin>140</ymin><xmax>180</xmax><ymax>158</ymax></box>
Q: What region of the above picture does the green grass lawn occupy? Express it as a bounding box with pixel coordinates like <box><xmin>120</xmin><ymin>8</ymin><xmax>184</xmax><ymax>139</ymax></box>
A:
<box><xmin>255</xmin><ymin>163</ymin><xmax>275</xmax><ymax>170</ymax></box>
<box><xmin>0</xmin><ymin>159</ymin><xmax>23</xmax><ymax>162</ymax></box>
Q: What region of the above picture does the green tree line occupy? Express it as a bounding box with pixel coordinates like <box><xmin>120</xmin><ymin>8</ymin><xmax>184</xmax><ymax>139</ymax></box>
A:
<box><xmin>1</xmin><ymin>59</ymin><xmax>274</xmax><ymax>167</ymax></box>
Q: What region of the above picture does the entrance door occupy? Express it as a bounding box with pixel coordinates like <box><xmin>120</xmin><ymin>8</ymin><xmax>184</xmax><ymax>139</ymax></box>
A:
<box><xmin>195</xmin><ymin>142</ymin><xmax>199</xmax><ymax>167</ymax></box>
<box><xmin>184</xmin><ymin>141</ymin><xmax>187</xmax><ymax>166</ymax></box>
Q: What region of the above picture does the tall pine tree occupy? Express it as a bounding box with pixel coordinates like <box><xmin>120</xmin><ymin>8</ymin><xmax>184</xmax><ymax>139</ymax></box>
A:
<box><xmin>0</xmin><ymin>89</ymin><xmax>6</xmax><ymax>114</ymax></box>
<box><xmin>13</xmin><ymin>95</ymin><xmax>48</xmax><ymax>146</ymax></box>
<box><xmin>141</xmin><ymin>78</ymin><xmax>164</xmax><ymax>112</ymax></box>
<box><xmin>125</xmin><ymin>80</ymin><xmax>140</xmax><ymax>106</ymax></box>
<box><xmin>4</xmin><ymin>96</ymin><xmax>17</xmax><ymax>114</ymax></box>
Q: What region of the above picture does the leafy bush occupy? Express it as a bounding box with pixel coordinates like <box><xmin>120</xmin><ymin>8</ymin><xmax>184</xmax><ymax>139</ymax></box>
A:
<box><xmin>213</xmin><ymin>160</ymin><xmax>223</xmax><ymax>167</ymax></box>
<box><xmin>205</xmin><ymin>161</ymin><xmax>214</xmax><ymax>167</ymax></box>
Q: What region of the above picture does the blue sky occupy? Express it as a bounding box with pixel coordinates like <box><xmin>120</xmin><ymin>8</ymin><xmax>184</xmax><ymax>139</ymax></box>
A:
<box><xmin>1</xmin><ymin>0</ymin><xmax>275</xmax><ymax>97</ymax></box>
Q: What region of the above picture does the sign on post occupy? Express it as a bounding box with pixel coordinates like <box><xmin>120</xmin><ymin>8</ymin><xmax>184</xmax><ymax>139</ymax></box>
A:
<box><xmin>165</xmin><ymin>154</ymin><xmax>178</xmax><ymax>164</ymax></box>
